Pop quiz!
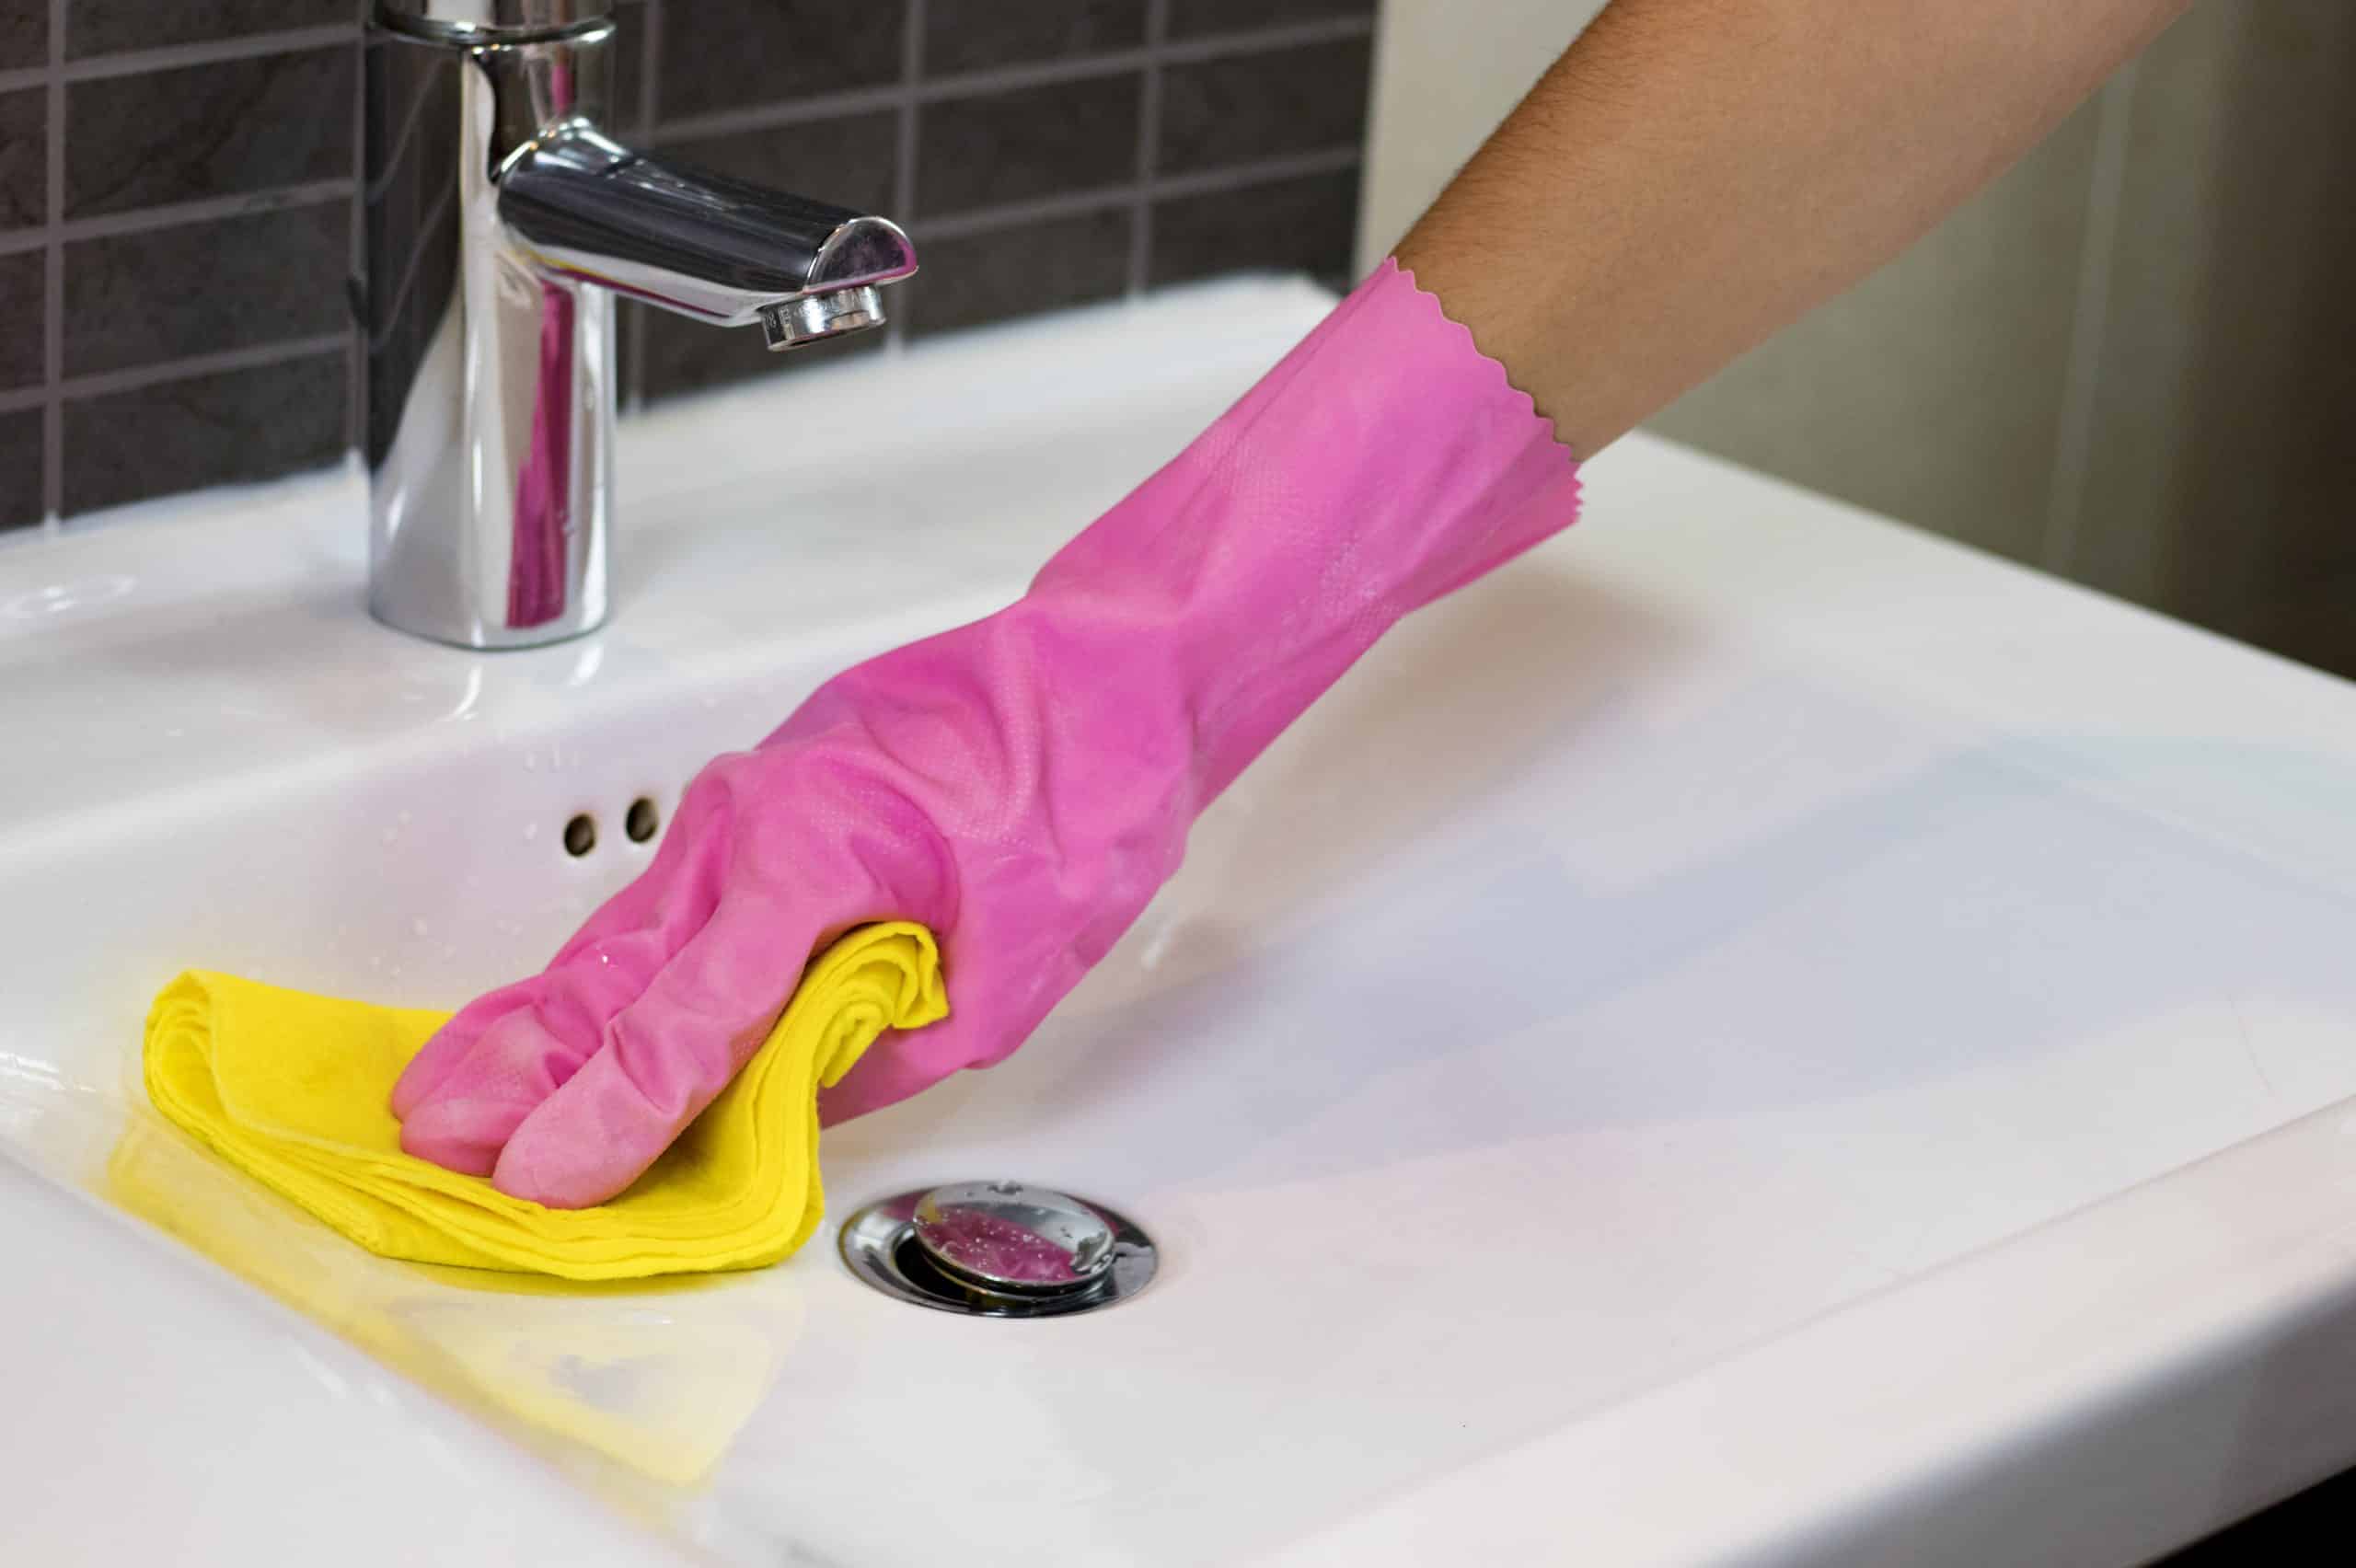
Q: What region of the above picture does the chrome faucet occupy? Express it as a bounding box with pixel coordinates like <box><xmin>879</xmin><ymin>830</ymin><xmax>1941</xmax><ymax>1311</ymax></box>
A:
<box><xmin>358</xmin><ymin>0</ymin><xmax>917</xmax><ymax>648</ymax></box>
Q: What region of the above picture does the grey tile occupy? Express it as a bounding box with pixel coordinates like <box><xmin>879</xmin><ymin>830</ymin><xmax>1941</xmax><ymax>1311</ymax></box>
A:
<box><xmin>907</xmin><ymin>205</ymin><xmax>1131</xmax><ymax>338</ymax></box>
<box><xmin>1149</xmin><ymin>166</ymin><xmax>1357</xmax><ymax>288</ymax></box>
<box><xmin>66</xmin><ymin>45</ymin><xmax>355</xmax><ymax>217</ymax></box>
<box><xmin>64</xmin><ymin>200</ymin><xmax>350</xmax><ymax>376</ymax></box>
<box><xmin>1646</xmin><ymin>97</ymin><xmax>2107</xmax><ymax>566</ymax></box>
<box><xmin>66</xmin><ymin>0</ymin><xmax>352</xmax><ymax>59</ymax></box>
<box><xmin>917</xmin><ymin>73</ymin><xmax>1139</xmax><ymax>218</ymax></box>
<box><xmin>0</xmin><ymin>409</ymin><xmax>40</xmax><ymax>530</ymax></box>
<box><xmin>361</xmin><ymin>27</ymin><xmax>444</xmax><ymax>167</ymax></box>
<box><xmin>357</xmin><ymin>31</ymin><xmax>456</xmax><ymax>457</ymax></box>
<box><xmin>657</xmin><ymin>0</ymin><xmax>902</xmax><ymax>120</ymax></box>
<box><xmin>0</xmin><ymin>249</ymin><xmax>42</xmax><ymax>390</ymax></box>
<box><xmin>0</xmin><ymin>6</ymin><xmax>45</xmax><ymax>71</ymax></box>
<box><xmin>658</xmin><ymin>109</ymin><xmax>898</xmax><ymax>216</ymax></box>
<box><xmin>0</xmin><ymin>88</ymin><xmax>43</xmax><ymax>231</ymax></box>
<box><xmin>607</xmin><ymin>0</ymin><xmax>646</xmax><ymax>133</ymax></box>
<box><xmin>1157</xmin><ymin>37</ymin><xmax>1369</xmax><ymax>176</ymax></box>
<box><xmin>63</xmin><ymin>349</ymin><xmax>346</xmax><ymax>514</ymax></box>
<box><xmin>1167</xmin><ymin>0</ymin><xmax>1372</xmax><ymax>40</ymax></box>
<box><xmin>2070</xmin><ymin>0</ymin><xmax>2356</xmax><ymax>680</ymax></box>
<box><xmin>632</xmin><ymin>300</ymin><xmax>884</xmax><ymax>403</ymax></box>
<box><xmin>358</xmin><ymin>179</ymin><xmax>456</xmax><ymax>465</ymax></box>
<box><xmin>926</xmin><ymin>0</ymin><xmax>1144</xmax><ymax>75</ymax></box>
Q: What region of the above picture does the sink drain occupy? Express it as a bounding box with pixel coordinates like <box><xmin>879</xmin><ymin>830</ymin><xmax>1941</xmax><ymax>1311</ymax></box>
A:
<box><xmin>838</xmin><ymin>1182</ymin><xmax>1157</xmax><ymax>1318</ymax></box>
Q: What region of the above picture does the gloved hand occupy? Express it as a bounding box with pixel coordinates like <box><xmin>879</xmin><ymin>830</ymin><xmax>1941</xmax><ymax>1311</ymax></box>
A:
<box><xmin>391</xmin><ymin>259</ymin><xmax>1581</xmax><ymax>1208</ymax></box>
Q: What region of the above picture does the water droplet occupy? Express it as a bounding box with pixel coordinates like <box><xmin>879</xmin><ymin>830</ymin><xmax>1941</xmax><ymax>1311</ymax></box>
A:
<box><xmin>398</xmin><ymin>809</ymin><xmax>412</xmax><ymax>825</ymax></box>
<box><xmin>380</xmin><ymin>826</ymin><xmax>398</xmax><ymax>846</ymax></box>
<box><xmin>440</xmin><ymin>942</ymin><xmax>457</xmax><ymax>959</ymax></box>
<box><xmin>369</xmin><ymin>955</ymin><xmax>383</xmax><ymax>971</ymax></box>
<box><xmin>523</xmin><ymin>752</ymin><xmax>537</xmax><ymax>771</ymax></box>
<box><xmin>523</xmin><ymin>822</ymin><xmax>540</xmax><ymax>842</ymax></box>
<box><xmin>410</xmin><ymin>917</ymin><xmax>430</xmax><ymax>938</ymax></box>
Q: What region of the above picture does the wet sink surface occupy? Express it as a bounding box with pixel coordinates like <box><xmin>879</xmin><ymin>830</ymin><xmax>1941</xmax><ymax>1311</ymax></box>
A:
<box><xmin>6</xmin><ymin>277</ymin><xmax>2356</xmax><ymax>1567</ymax></box>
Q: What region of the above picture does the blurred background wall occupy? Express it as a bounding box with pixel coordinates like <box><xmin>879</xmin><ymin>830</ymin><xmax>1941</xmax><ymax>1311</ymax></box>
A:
<box><xmin>1359</xmin><ymin>1</ymin><xmax>2356</xmax><ymax>681</ymax></box>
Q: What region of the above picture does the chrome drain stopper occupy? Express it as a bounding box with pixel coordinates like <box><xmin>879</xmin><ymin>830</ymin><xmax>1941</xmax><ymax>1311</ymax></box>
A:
<box><xmin>838</xmin><ymin>1181</ymin><xmax>1157</xmax><ymax>1318</ymax></box>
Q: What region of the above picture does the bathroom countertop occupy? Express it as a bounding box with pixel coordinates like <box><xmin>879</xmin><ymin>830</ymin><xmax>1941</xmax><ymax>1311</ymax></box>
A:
<box><xmin>5</xmin><ymin>277</ymin><xmax>2356</xmax><ymax>1566</ymax></box>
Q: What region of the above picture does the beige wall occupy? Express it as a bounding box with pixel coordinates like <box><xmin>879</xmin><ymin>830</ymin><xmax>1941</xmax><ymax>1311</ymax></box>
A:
<box><xmin>1360</xmin><ymin>1</ymin><xmax>2356</xmax><ymax>681</ymax></box>
<box><xmin>1356</xmin><ymin>1</ymin><xmax>1609</xmax><ymax>267</ymax></box>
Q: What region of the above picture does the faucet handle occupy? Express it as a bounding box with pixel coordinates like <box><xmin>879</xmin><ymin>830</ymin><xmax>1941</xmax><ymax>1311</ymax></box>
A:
<box><xmin>498</xmin><ymin>127</ymin><xmax>918</xmax><ymax>343</ymax></box>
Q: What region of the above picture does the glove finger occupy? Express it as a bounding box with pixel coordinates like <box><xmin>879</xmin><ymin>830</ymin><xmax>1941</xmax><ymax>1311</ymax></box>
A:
<box><xmin>393</xmin><ymin>789</ymin><xmax>740</xmax><ymax>1160</ymax></box>
<box><xmin>388</xmin><ymin>974</ymin><xmax>543</xmax><ymax>1121</ymax></box>
<box><xmin>395</xmin><ymin>921</ymin><xmax>691</xmax><ymax>1173</ymax></box>
<box><xmin>491</xmin><ymin>891</ymin><xmax>826</xmax><ymax>1207</ymax></box>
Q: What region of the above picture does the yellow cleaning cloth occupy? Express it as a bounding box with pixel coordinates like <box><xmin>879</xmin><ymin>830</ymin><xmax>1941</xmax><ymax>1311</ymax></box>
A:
<box><xmin>142</xmin><ymin>922</ymin><xmax>946</xmax><ymax>1282</ymax></box>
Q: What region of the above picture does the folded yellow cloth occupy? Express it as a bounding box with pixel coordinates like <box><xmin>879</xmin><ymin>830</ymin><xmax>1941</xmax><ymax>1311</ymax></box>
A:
<box><xmin>143</xmin><ymin>922</ymin><xmax>946</xmax><ymax>1282</ymax></box>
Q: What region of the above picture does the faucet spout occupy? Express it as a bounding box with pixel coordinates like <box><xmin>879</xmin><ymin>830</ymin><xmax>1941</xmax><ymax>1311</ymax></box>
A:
<box><xmin>498</xmin><ymin>127</ymin><xmax>917</xmax><ymax>346</ymax></box>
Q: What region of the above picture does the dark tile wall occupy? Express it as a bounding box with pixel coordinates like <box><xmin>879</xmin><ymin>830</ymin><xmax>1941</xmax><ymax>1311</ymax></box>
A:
<box><xmin>0</xmin><ymin>0</ymin><xmax>1377</xmax><ymax>531</ymax></box>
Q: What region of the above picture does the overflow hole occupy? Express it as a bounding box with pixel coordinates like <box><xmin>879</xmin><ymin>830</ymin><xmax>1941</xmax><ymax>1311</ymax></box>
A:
<box><xmin>563</xmin><ymin>813</ymin><xmax>596</xmax><ymax>857</ymax></box>
<box><xmin>626</xmin><ymin>797</ymin><xmax>659</xmax><ymax>844</ymax></box>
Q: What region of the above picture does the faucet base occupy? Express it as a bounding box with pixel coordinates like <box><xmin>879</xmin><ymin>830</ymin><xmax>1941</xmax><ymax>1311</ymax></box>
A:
<box><xmin>365</xmin><ymin>596</ymin><xmax>610</xmax><ymax>652</ymax></box>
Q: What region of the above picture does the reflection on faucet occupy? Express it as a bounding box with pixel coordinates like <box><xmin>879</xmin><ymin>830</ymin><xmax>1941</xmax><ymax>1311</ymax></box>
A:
<box><xmin>110</xmin><ymin>1116</ymin><xmax>794</xmax><ymax>1493</ymax></box>
<box><xmin>509</xmin><ymin>284</ymin><xmax>575</xmax><ymax>630</ymax></box>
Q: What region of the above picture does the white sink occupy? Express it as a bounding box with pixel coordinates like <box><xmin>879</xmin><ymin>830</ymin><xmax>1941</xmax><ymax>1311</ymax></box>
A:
<box><xmin>6</xmin><ymin>276</ymin><xmax>2356</xmax><ymax>1567</ymax></box>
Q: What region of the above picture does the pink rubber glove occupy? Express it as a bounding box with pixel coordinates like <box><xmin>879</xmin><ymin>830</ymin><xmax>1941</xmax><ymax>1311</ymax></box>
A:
<box><xmin>391</xmin><ymin>259</ymin><xmax>1580</xmax><ymax>1207</ymax></box>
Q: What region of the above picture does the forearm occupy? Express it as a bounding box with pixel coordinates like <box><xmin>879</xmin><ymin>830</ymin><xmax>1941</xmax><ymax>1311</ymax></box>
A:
<box><xmin>1394</xmin><ymin>0</ymin><xmax>2190</xmax><ymax>455</ymax></box>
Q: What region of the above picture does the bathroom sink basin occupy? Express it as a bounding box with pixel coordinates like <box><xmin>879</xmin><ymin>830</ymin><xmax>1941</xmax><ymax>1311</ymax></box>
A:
<box><xmin>7</xmin><ymin>276</ymin><xmax>2356</xmax><ymax>1566</ymax></box>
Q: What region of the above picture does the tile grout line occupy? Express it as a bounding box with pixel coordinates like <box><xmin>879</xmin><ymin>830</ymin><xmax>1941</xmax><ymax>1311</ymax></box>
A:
<box><xmin>53</xmin><ymin>23</ymin><xmax>359</xmax><ymax>84</ymax></box>
<box><xmin>916</xmin><ymin>185</ymin><xmax>1137</xmax><ymax>242</ymax></box>
<box><xmin>1152</xmin><ymin>144</ymin><xmax>1361</xmax><ymax>199</ymax></box>
<box><xmin>0</xmin><ymin>64</ymin><xmax>44</xmax><ymax>95</ymax></box>
<box><xmin>647</xmin><ymin>82</ymin><xmax>907</xmax><ymax>146</ymax></box>
<box><xmin>1144</xmin><ymin>15</ymin><xmax>1374</xmax><ymax>70</ymax></box>
<box><xmin>0</xmin><ymin>179</ymin><xmax>356</xmax><ymax>258</ymax></box>
<box><xmin>1130</xmin><ymin>0</ymin><xmax>1171</xmax><ymax>296</ymax></box>
<box><xmin>53</xmin><ymin>333</ymin><xmax>350</xmax><ymax>403</ymax></box>
<box><xmin>918</xmin><ymin>145</ymin><xmax>1363</xmax><ymax>242</ymax></box>
<box><xmin>647</xmin><ymin>15</ymin><xmax>1375</xmax><ymax>147</ymax></box>
<box><xmin>626</xmin><ymin>0</ymin><xmax>664</xmax><ymax>411</ymax></box>
<box><xmin>889</xmin><ymin>0</ymin><xmax>924</xmax><ymax>352</ymax></box>
<box><xmin>40</xmin><ymin>0</ymin><xmax>64</xmax><ymax>527</ymax></box>
<box><xmin>2042</xmin><ymin>61</ymin><xmax>2140</xmax><ymax>579</ymax></box>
